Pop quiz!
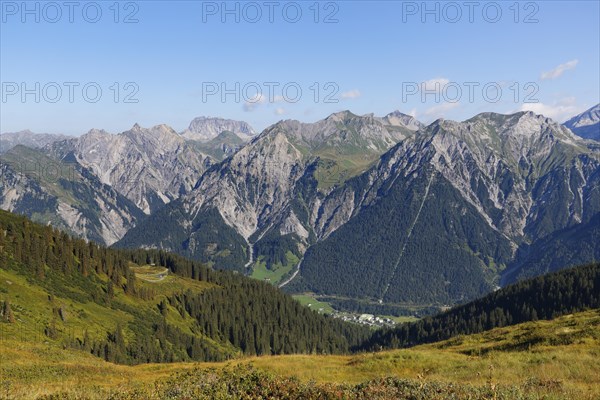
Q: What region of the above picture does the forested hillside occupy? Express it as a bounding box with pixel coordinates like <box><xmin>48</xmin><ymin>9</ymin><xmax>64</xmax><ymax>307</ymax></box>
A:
<box><xmin>360</xmin><ymin>262</ymin><xmax>600</xmax><ymax>351</ymax></box>
<box><xmin>0</xmin><ymin>210</ymin><xmax>369</xmax><ymax>365</ymax></box>
<box><xmin>503</xmin><ymin>212</ymin><xmax>600</xmax><ymax>284</ymax></box>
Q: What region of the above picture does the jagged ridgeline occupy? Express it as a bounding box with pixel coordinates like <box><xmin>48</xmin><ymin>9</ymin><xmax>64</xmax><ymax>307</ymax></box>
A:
<box><xmin>0</xmin><ymin>210</ymin><xmax>369</xmax><ymax>365</ymax></box>
<box><xmin>116</xmin><ymin>110</ymin><xmax>600</xmax><ymax>311</ymax></box>
<box><xmin>359</xmin><ymin>261</ymin><xmax>600</xmax><ymax>351</ymax></box>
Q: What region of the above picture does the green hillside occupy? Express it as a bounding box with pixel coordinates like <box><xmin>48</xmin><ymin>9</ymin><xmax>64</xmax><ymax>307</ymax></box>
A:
<box><xmin>361</xmin><ymin>261</ymin><xmax>600</xmax><ymax>351</ymax></box>
<box><xmin>0</xmin><ymin>210</ymin><xmax>369</xmax><ymax>366</ymax></box>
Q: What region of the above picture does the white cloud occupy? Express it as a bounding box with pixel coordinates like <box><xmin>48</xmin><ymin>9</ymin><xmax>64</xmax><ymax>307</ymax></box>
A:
<box><xmin>408</xmin><ymin>108</ymin><xmax>417</xmax><ymax>118</ymax></box>
<box><xmin>421</xmin><ymin>78</ymin><xmax>450</xmax><ymax>93</ymax></box>
<box><xmin>341</xmin><ymin>89</ymin><xmax>361</xmax><ymax>99</ymax></box>
<box><xmin>519</xmin><ymin>97</ymin><xmax>578</xmax><ymax>121</ymax></box>
<box><xmin>243</xmin><ymin>93</ymin><xmax>288</xmax><ymax>112</ymax></box>
<box><xmin>274</xmin><ymin>108</ymin><xmax>286</xmax><ymax>116</ymax></box>
<box><xmin>243</xmin><ymin>93</ymin><xmax>266</xmax><ymax>112</ymax></box>
<box><xmin>423</xmin><ymin>102</ymin><xmax>460</xmax><ymax>118</ymax></box>
<box><xmin>540</xmin><ymin>59</ymin><xmax>579</xmax><ymax>80</ymax></box>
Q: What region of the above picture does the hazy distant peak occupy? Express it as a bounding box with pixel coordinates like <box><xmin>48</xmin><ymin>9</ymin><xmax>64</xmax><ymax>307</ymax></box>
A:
<box><xmin>182</xmin><ymin>117</ymin><xmax>256</xmax><ymax>141</ymax></box>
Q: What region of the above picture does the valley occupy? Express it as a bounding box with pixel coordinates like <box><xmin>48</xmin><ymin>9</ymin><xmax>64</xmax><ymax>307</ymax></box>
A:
<box><xmin>3</xmin><ymin>108</ymin><xmax>600</xmax><ymax>317</ymax></box>
<box><xmin>3</xmin><ymin>4</ymin><xmax>599</xmax><ymax>398</ymax></box>
<box><xmin>0</xmin><ymin>204</ymin><xmax>598</xmax><ymax>399</ymax></box>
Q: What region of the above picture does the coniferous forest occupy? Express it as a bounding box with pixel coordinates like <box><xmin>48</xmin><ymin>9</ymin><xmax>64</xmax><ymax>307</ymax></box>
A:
<box><xmin>0</xmin><ymin>210</ymin><xmax>369</xmax><ymax>364</ymax></box>
<box><xmin>1</xmin><ymin>208</ymin><xmax>599</xmax><ymax>366</ymax></box>
<box><xmin>360</xmin><ymin>262</ymin><xmax>600</xmax><ymax>351</ymax></box>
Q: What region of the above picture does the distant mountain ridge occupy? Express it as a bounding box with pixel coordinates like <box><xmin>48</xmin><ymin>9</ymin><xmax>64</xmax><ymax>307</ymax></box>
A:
<box><xmin>181</xmin><ymin>117</ymin><xmax>256</xmax><ymax>141</ymax></box>
<box><xmin>0</xmin><ymin>116</ymin><xmax>255</xmax><ymax>243</ymax></box>
<box><xmin>564</xmin><ymin>103</ymin><xmax>600</xmax><ymax>140</ymax></box>
<box><xmin>49</xmin><ymin>123</ymin><xmax>209</xmax><ymax>215</ymax></box>
<box><xmin>0</xmin><ymin>130</ymin><xmax>70</xmax><ymax>153</ymax></box>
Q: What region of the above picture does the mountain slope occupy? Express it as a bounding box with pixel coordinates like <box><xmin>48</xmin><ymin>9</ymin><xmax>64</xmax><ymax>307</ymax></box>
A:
<box><xmin>564</xmin><ymin>104</ymin><xmax>600</xmax><ymax>141</ymax></box>
<box><xmin>0</xmin><ymin>209</ymin><xmax>368</xmax><ymax>365</ymax></box>
<box><xmin>118</xmin><ymin>111</ymin><xmax>600</xmax><ymax>310</ymax></box>
<box><xmin>117</xmin><ymin>111</ymin><xmax>420</xmax><ymax>272</ymax></box>
<box><xmin>295</xmin><ymin>112</ymin><xmax>600</xmax><ymax>307</ymax></box>
<box><xmin>0</xmin><ymin>146</ymin><xmax>144</xmax><ymax>245</ymax></box>
<box><xmin>503</xmin><ymin>212</ymin><xmax>600</xmax><ymax>284</ymax></box>
<box><xmin>189</xmin><ymin>130</ymin><xmax>247</xmax><ymax>161</ymax></box>
<box><xmin>3</xmin><ymin>291</ymin><xmax>599</xmax><ymax>398</ymax></box>
<box><xmin>360</xmin><ymin>261</ymin><xmax>600</xmax><ymax>351</ymax></box>
<box><xmin>51</xmin><ymin>124</ymin><xmax>209</xmax><ymax>214</ymax></box>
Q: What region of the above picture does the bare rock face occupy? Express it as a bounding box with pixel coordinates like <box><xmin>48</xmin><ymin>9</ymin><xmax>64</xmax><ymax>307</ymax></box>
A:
<box><xmin>380</xmin><ymin>110</ymin><xmax>424</xmax><ymax>131</ymax></box>
<box><xmin>564</xmin><ymin>104</ymin><xmax>600</xmax><ymax>141</ymax></box>
<box><xmin>69</xmin><ymin>124</ymin><xmax>208</xmax><ymax>214</ymax></box>
<box><xmin>185</xmin><ymin>130</ymin><xmax>306</xmax><ymax>239</ymax></box>
<box><xmin>181</xmin><ymin>117</ymin><xmax>256</xmax><ymax>141</ymax></box>
<box><xmin>0</xmin><ymin>146</ymin><xmax>143</xmax><ymax>245</ymax></box>
<box><xmin>314</xmin><ymin>111</ymin><xmax>600</xmax><ymax>245</ymax></box>
<box><xmin>1</xmin><ymin>119</ymin><xmax>257</xmax><ymax>244</ymax></box>
<box><xmin>180</xmin><ymin>110</ymin><xmax>425</xmax><ymax>242</ymax></box>
<box><xmin>116</xmin><ymin>111</ymin><xmax>428</xmax><ymax>265</ymax></box>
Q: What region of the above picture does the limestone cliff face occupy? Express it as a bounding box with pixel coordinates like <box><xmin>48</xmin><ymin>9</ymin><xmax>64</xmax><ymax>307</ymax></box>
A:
<box><xmin>0</xmin><ymin>146</ymin><xmax>143</xmax><ymax>245</ymax></box>
<box><xmin>564</xmin><ymin>103</ymin><xmax>600</xmax><ymax>141</ymax></box>
<box><xmin>62</xmin><ymin>124</ymin><xmax>208</xmax><ymax>214</ymax></box>
<box><xmin>181</xmin><ymin>117</ymin><xmax>256</xmax><ymax>141</ymax></box>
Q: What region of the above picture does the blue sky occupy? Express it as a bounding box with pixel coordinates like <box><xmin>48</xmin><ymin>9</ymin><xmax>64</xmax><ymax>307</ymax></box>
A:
<box><xmin>1</xmin><ymin>0</ymin><xmax>599</xmax><ymax>135</ymax></box>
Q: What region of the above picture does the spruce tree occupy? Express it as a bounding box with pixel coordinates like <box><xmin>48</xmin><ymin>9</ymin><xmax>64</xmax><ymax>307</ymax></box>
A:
<box><xmin>2</xmin><ymin>300</ymin><xmax>15</xmax><ymax>323</ymax></box>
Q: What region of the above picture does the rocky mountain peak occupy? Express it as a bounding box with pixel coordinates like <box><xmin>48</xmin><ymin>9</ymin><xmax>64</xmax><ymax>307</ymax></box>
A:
<box><xmin>382</xmin><ymin>111</ymin><xmax>424</xmax><ymax>131</ymax></box>
<box><xmin>453</xmin><ymin>111</ymin><xmax>582</xmax><ymax>147</ymax></box>
<box><xmin>86</xmin><ymin>128</ymin><xmax>110</xmax><ymax>136</ymax></box>
<box><xmin>325</xmin><ymin>110</ymin><xmax>357</xmax><ymax>122</ymax></box>
<box><xmin>182</xmin><ymin>117</ymin><xmax>255</xmax><ymax>141</ymax></box>
<box><xmin>565</xmin><ymin>104</ymin><xmax>600</xmax><ymax>127</ymax></box>
<box><xmin>68</xmin><ymin>123</ymin><xmax>208</xmax><ymax>214</ymax></box>
<box><xmin>564</xmin><ymin>104</ymin><xmax>600</xmax><ymax>141</ymax></box>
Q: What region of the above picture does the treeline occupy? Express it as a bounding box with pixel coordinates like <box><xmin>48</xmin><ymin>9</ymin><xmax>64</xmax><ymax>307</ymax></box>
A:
<box><xmin>124</xmin><ymin>248</ymin><xmax>370</xmax><ymax>355</ymax></box>
<box><xmin>359</xmin><ymin>262</ymin><xmax>600</xmax><ymax>351</ymax></box>
<box><xmin>0</xmin><ymin>210</ymin><xmax>369</xmax><ymax>364</ymax></box>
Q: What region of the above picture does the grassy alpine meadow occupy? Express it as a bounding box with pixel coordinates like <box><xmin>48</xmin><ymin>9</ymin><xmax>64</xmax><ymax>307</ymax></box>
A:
<box><xmin>1</xmin><ymin>309</ymin><xmax>598</xmax><ymax>399</ymax></box>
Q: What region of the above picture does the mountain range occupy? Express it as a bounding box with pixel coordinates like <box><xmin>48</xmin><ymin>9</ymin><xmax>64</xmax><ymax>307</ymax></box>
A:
<box><xmin>2</xmin><ymin>107</ymin><xmax>599</xmax><ymax>312</ymax></box>
<box><xmin>0</xmin><ymin>117</ymin><xmax>255</xmax><ymax>245</ymax></box>
<box><xmin>0</xmin><ymin>130</ymin><xmax>70</xmax><ymax>153</ymax></box>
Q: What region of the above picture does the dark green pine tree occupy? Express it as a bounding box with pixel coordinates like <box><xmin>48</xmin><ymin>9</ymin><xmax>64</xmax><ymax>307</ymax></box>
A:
<box><xmin>1</xmin><ymin>299</ymin><xmax>15</xmax><ymax>323</ymax></box>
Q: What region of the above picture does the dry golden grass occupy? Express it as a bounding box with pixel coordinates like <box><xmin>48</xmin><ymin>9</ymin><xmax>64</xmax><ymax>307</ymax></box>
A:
<box><xmin>1</xmin><ymin>309</ymin><xmax>598</xmax><ymax>399</ymax></box>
